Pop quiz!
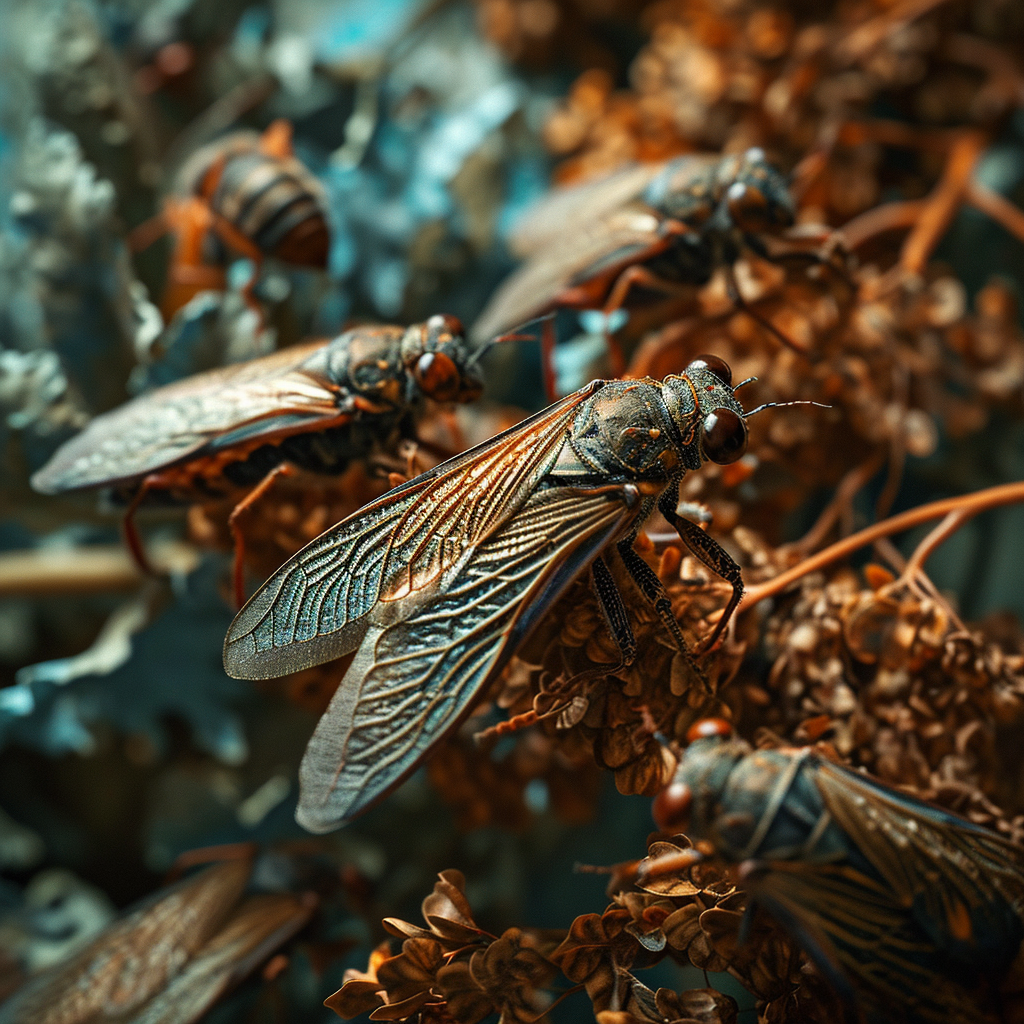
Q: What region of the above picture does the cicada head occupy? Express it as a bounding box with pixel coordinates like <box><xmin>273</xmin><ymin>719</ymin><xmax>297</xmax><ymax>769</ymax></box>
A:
<box><xmin>717</xmin><ymin>147</ymin><xmax>795</xmax><ymax>236</ymax></box>
<box><xmin>401</xmin><ymin>315</ymin><xmax>484</xmax><ymax>405</ymax></box>
<box><xmin>663</xmin><ymin>356</ymin><xmax>749</xmax><ymax>469</ymax></box>
<box><xmin>659</xmin><ymin>722</ymin><xmax>745</xmax><ymax>831</ymax></box>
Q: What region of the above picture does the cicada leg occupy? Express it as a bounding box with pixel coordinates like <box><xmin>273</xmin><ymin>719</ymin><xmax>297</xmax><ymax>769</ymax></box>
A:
<box><xmin>600</xmin><ymin>263</ymin><xmax>696</xmax><ymax>377</ymax></box>
<box><xmin>724</xmin><ymin>263</ymin><xmax>811</xmax><ymax>357</ymax></box>
<box><xmin>122</xmin><ymin>477</ymin><xmax>160</xmax><ymax>576</ymax></box>
<box><xmin>656</xmin><ymin>484</ymin><xmax>744</xmax><ymax>655</ymax></box>
<box><xmin>228</xmin><ymin>463</ymin><xmax>295</xmax><ymax>608</ymax></box>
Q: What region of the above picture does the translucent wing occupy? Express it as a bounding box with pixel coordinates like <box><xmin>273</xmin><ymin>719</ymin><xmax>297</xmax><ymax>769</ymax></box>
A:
<box><xmin>223</xmin><ymin>383</ymin><xmax>605</xmax><ymax>680</ymax></box>
<box><xmin>508</xmin><ymin>162</ymin><xmax>668</xmax><ymax>257</ymax></box>
<box><xmin>748</xmin><ymin>861</ymin><xmax>986</xmax><ymax>1024</ymax></box>
<box><xmin>471</xmin><ymin>207</ymin><xmax>665</xmax><ymax>343</ymax></box>
<box><xmin>814</xmin><ymin>759</ymin><xmax>1024</xmax><ymax>970</ymax></box>
<box><xmin>296</xmin><ymin>482</ymin><xmax>635</xmax><ymax>831</ymax></box>
<box><xmin>31</xmin><ymin>341</ymin><xmax>338</xmax><ymax>493</ymax></box>
<box><xmin>0</xmin><ymin>861</ymin><xmax>251</xmax><ymax>1024</ymax></box>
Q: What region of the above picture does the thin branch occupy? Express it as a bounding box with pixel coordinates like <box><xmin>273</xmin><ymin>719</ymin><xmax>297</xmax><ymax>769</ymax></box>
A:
<box><xmin>738</xmin><ymin>481</ymin><xmax>1024</xmax><ymax>613</ymax></box>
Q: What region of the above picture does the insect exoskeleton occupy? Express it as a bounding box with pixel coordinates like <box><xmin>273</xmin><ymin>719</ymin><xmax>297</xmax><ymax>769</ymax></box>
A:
<box><xmin>31</xmin><ymin>315</ymin><xmax>483</xmax><ymax>606</ymax></box>
<box><xmin>646</xmin><ymin>720</ymin><xmax>1024</xmax><ymax>1024</ymax></box>
<box><xmin>223</xmin><ymin>354</ymin><xmax>755</xmax><ymax>834</ymax></box>
<box><xmin>471</xmin><ymin>148</ymin><xmax>798</xmax><ymax>380</ymax></box>
<box><xmin>131</xmin><ymin>120</ymin><xmax>330</xmax><ymax>320</ymax></box>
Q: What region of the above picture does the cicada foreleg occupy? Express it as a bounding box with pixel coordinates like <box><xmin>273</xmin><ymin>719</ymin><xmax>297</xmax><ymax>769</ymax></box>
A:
<box><xmin>612</xmin><ymin>517</ymin><xmax>712</xmax><ymax>696</ymax></box>
<box><xmin>656</xmin><ymin>485</ymin><xmax>743</xmax><ymax>655</ymax></box>
<box><xmin>228</xmin><ymin>463</ymin><xmax>295</xmax><ymax>608</ymax></box>
<box><xmin>122</xmin><ymin>474</ymin><xmax>164</xmax><ymax>577</ymax></box>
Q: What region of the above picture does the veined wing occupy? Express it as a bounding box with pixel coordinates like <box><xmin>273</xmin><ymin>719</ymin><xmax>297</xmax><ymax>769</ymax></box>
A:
<box><xmin>509</xmin><ymin>162</ymin><xmax>666</xmax><ymax>258</ymax></box>
<box><xmin>471</xmin><ymin>207</ymin><xmax>665</xmax><ymax>343</ymax></box>
<box><xmin>31</xmin><ymin>341</ymin><xmax>338</xmax><ymax>493</ymax></box>
<box><xmin>223</xmin><ymin>383</ymin><xmax>604</xmax><ymax>680</ymax></box>
<box><xmin>748</xmin><ymin>861</ymin><xmax>988</xmax><ymax>1024</ymax></box>
<box><xmin>296</xmin><ymin>481</ymin><xmax>637</xmax><ymax>831</ymax></box>
<box><xmin>815</xmin><ymin>759</ymin><xmax>1024</xmax><ymax>970</ymax></box>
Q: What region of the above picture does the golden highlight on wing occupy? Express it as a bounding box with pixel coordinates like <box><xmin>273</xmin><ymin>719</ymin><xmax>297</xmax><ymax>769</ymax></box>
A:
<box><xmin>223</xmin><ymin>383</ymin><xmax>603</xmax><ymax>680</ymax></box>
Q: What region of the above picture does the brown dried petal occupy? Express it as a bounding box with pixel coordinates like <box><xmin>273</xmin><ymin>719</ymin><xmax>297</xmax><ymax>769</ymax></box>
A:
<box><xmin>434</xmin><ymin>959</ymin><xmax>495</xmax><ymax>1024</ymax></box>
<box><xmin>421</xmin><ymin>870</ymin><xmax>487</xmax><ymax>944</ymax></box>
<box><xmin>655</xmin><ymin>986</ymin><xmax>738</xmax><ymax>1024</ymax></box>
<box><xmin>325</xmin><ymin>979</ymin><xmax>386</xmax><ymax>1020</ymax></box>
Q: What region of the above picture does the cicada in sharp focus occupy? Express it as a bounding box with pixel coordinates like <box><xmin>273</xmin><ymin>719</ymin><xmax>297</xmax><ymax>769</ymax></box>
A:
<box><xmin>471</xmin><ymin>148</ymin><xmax>799</xmax><ymax>382</ymax></box>
<box><xmin>31</xmin><ymin>315</ymin><xmax>483</xmax><ymax>606</ymax></box>
<box><xmin>130</xmin><ymin>119</ymin><xmax>330</xmax><ymax>320</ymax></box>
<box><xmin>223</xmin><ymin>355</ymin><xmax>763</xmax><ymax>833</ymax></box>
<box><xmin>649</xmin><ymin>722</ymin><xmax>1024</xmax><ymax>1024</ymax></box>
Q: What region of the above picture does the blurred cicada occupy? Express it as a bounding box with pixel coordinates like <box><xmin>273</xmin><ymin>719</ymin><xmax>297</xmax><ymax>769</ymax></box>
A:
<box><xmin>471</xmin><ymin>148</ymin><xmax>798</xmax><ymax>379</ymax></box>
<box><xmin>648</xmin><ymin>722</ymin><xmax>1024</xmax><ymax>1024</ymax></box>
<box><xmin>223</xmin><ymin>355</ymin><xmax>772</xmax><ymax>833</ymax></box>
<box><xmin>130</xmin><ymin>119</ymin><xmax>330</xmax><ymax>320</ymax></box>
<box><xmin>32</xmin><ymin>316</ymin><xmax>483</xmax><ymax>606</ymax></box>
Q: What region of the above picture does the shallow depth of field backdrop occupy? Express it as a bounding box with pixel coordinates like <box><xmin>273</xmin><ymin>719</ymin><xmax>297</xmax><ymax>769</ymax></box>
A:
<box><xmin>2</xmin><ymin>0</ymin><xmax>1024</xmax><ymax>1021</ymax></box>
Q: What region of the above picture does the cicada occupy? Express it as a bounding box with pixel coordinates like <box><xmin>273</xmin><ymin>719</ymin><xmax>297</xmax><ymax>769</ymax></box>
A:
<box><xmin>0</xmin><ymin>859</ymin><xmax>315</xmax><ymax>1024</ymax></box>
<box><xmin>31</xmin><ymin>315</ymin><xmax>483</xmax><ymax>606</ymax></box>
<box><xmin>648</xmin><ymin>722</ymin><xmax>1024</xmax><ymax>1024</ymax></box>
<box><xmin>471</xmin><ymin>148</ymin><xmax>798</xmax><ymax>379</ymax></box>
<box><xmin>224</xmin><ymin>354</ymin><xmax>764</xmax><ymax>833</ymax></box>
<box><xmin>130</xmin><ymin>119</ymin><xmax>330</xmax><ymax>320</ymax></box>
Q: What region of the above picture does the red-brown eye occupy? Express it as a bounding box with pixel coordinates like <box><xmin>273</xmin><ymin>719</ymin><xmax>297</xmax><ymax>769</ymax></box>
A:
<box><xmin>652</xmin><ymin>779</ymin><xmax>692</xmax><ymax>833</ymax></box>
<box><xmin>686</xmin><ymin>718</ymin><xmax>733</xmax><ymax>744</ymax></box>
<box><xmin>702</xmin><ymin>409</ymin><xmax>747</xmax><ymax>464</ymax></box>
<box><xmin>690</xmin><ymin>355</ymin><xmax>732</xmax><ymax>387</ymax></box>
<box><xmin>414</xmin><ymin>351</ymin><xmax>460</xmax><ymax>401</ymax></box>
<box><xmin>726</xmin><ymin>181</ymin><xmax>773</xmax><ymax>234</ymax></box>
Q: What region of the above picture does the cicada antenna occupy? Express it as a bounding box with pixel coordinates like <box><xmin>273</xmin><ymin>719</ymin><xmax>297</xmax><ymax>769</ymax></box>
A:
<box><xmin>745</xmin><ymin>399</ymin><xmax>832</xmax><ymax>417</ymax></box>
<box><xmin>466</xmin><ymin>313</ymin><xmax>558</xmax><ymax>368</ymax></box>
<box><xmin>733</xmin><ymin>376</ymin><xmax>757</xmax><ymax>391</ymax></box>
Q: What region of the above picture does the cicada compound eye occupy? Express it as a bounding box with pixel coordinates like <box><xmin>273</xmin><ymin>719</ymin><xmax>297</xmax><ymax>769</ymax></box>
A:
<box><xmin>689</xmin><ymin>354</ymin><xmax>732</xmax><ymax>387</ymax></box>
<box><xmin>702</xmin><ymin>408</ymin><xmax>747</xmax><ymax>465</ymax></box>
<box><xmin>686</xmin><ymin>718</ymin><xmax>733</xmax><ymax>744</ymax></box>
<box><xmin>425</xmin><ymin>313</ymin><xmax>465</xmax><ymax>342</ymax></box>
<box><xmin>725</xmin><ymin>181</ymin><xmax>774</xmax><ymax>234</ymax></box>
<box><xmin>652</xmin><ymin>778</ymin><xmax>692</xmax><ymax>833</ymax></box>
<box><xmin>414</xmin><ymin>351</ymin><xmax>461</xmax><ymax>402</ymax></box>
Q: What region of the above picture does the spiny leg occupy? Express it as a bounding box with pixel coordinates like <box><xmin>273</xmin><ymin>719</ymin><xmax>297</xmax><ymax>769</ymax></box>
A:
<box><xmin>228</xmin><ymin>463</ymin><xmax>294</xmax><ymax>608</ymax></box>
<box><xmin>657</xmin><ymin>483</ymin><xmax>743</xmax><ymax>654</ymax></box>
<box><xmin>724</xmin><ymin>263</ymin><xmax>810</xmax><ymax>357</ymax></box>
<box><xmin>591</xmin><ymin>554</ymin><xmax>637</xmax><ymax>669</ymax></box>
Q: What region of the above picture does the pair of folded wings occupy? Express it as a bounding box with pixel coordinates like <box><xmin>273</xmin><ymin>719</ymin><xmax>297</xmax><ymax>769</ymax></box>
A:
<box><xmin>748</xmin><ymin>756</ymin><xmax>1024</xmax><ymax>1019</ymax></box>
<box><xmin>223</xmin><ymin>381</ymin><xmax>644</xmax><ymax>829</ymax></box>
<box><xmin>31</xmin><ymin>340</ymin><xmax>343</xmax><ymax>493</ymax></box>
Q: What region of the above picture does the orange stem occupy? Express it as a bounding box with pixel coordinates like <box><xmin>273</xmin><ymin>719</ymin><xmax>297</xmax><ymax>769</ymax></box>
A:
<box><xmin>738</xmin><ymin>481</ymin><xmax>1024</xmax><ymax>613</ymax></box>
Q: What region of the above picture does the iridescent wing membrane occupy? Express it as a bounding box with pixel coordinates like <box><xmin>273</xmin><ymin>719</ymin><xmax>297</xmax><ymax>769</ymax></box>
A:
<box><xmin>224</xmin><ymin>382</ymin><xmax>642</xmax><ymax>830</ymax></box>
<box><xmin>31</xmin><ymin>341</ymin><xmax>337</xmax><ymax>493</ymax></box>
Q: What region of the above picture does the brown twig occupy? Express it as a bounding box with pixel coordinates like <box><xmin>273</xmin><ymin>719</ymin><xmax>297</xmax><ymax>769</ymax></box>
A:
<box><xmin>0</xmin><ymin>541</ymin><xmax>200</xmax><ymax>598</ymax></box>
<box><xmin>966</xmin><ymin>180</ymin><xmax>1024</xmax><ymax>247</ymax></box>
<box><xmin>738</xmin><ymin>481</ymin><xmax>1024</xmax><ymax>613</ymax></box>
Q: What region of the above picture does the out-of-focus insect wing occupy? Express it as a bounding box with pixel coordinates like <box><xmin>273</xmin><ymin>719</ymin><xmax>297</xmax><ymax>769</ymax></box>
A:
<box><xmin>508</xmin><ymin>162</ymin><xmax>670</xmax><ymax>258</ymax></box>
<box><xmin>471</xmin><ymin>207</ymin><xmax>666</xmax><ymax>343</ymax></box>
<box><xmin>743</xmin><ymin>860</ymin><xmax>968</xmax><ymax>1024</ymax></box>
<box><xmin>813</xmin><ymin>759</ymin><xmax>1024</xmax><ymax>969</ymax></box>
<box><xmin>0</xmin><ymin>860</ymin><xmax>252</xmax><ymax>1024</ymax></box>
<box><xmin>117</xmin><ymin>892</ymin><xmax>314</xmax><ymax>1024</ymax></box>
<box><xmin>31</xmin><ymin>341</ymin><xmax>340</xmax><ymax>494</ymax></box>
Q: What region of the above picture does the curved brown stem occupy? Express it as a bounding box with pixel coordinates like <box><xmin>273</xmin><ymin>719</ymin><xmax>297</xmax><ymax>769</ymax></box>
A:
<box><xmin>737</xmin><ymin>480</ymin><xmax>1024</xmax><ymax>613</ymax></box>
